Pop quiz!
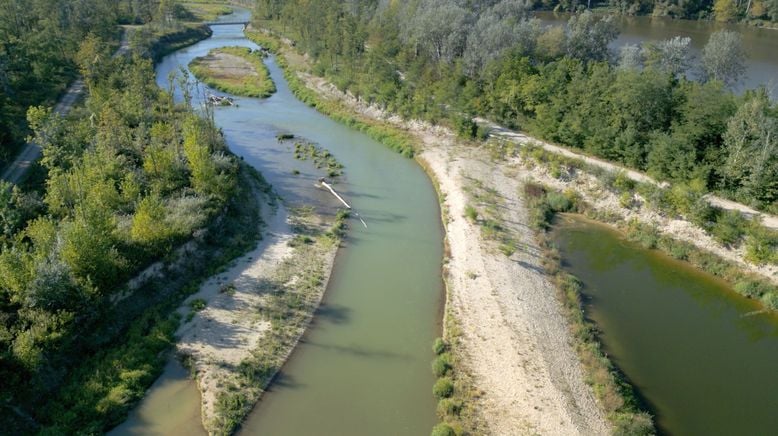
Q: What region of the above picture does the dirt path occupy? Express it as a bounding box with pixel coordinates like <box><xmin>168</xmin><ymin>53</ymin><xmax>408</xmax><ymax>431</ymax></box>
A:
<box><xmin>475</xmin><ymin>117</ymin><xmax>778</xmax><ymax>230</ymax></box>
<box><xmin>1</xmin><ymin>29</ymin><xmax>131</xmax><ymax>185</ymax></box>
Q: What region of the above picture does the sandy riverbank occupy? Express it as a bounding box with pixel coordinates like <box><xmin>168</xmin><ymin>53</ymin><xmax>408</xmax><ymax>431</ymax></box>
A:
<box><xmin>296</xmin><ymin>66</ymin><xmax>776</xmax><ymax>434</ymax></box>
<box><xmin>299</xmin><ymin>74</ymin><xmax>611</xmax><ymax>434</ymax></box>
<box><xmin>174</xmin><ymin>184</ymin><xmax>339</xmax><ymax>433</ymax></box>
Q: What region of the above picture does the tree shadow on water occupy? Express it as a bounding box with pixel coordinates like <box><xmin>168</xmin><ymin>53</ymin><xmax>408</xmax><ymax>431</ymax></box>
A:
<box><xmin>314</xmin><ymin>303</ymin><xmax>352</xmax><ymax>325</ymax></box>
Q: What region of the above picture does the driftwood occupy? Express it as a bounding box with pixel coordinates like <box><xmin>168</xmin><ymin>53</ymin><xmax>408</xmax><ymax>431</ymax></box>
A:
<box><xmin>207</xmin><ymin>94</ymin><xmax>234</xmax><ymax>106</ymax></box>
<box><xmin>319</xmin><ymin>178</ymin><xmax>367</xmax><ymax>228</ymax></box>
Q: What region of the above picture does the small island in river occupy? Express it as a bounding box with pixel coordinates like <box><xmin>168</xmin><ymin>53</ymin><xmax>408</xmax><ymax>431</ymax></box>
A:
<box><xmin>189</xmin><ymin>46</ymin><xmax>276</xmax><ymax>98</ymax></box>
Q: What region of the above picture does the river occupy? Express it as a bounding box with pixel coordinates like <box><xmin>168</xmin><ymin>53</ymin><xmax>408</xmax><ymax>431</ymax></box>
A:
<box><xmin>536</xmin><ymin>11</ymin><xmax>778</xmax><ymax>95</ymax></box>
<box><xmin>112</xmin><ymin>7</ymin><xmax>442</xmax><ymax>435</ymax></box>
<box><xmin>554</xmin><ymin>216</ymin><xmax>778</xmax><ymax>436</ymax></box>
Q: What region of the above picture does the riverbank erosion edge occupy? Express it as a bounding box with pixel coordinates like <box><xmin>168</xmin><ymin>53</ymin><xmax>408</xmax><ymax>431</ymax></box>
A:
<box><xmin>247</xmin><ymin>25</ymin><xmax>776</xmax><ymax>435</ymax></box>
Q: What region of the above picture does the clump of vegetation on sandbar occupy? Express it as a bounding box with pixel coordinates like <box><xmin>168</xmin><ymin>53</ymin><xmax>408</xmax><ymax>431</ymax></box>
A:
<box><xmin>292</xmin><ymin>141</ymin><xmax>343</xmax><ymax>178</ymax></box>
<box><xmin>189</xmin><ymin>46</ymin><xmax>276</xmax><ymax>98</ymax></box>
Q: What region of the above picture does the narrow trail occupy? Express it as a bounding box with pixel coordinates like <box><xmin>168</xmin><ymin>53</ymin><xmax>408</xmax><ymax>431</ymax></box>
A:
<box><xmin>1</xmin><ymin>29</ymin><xmax>131</xmax><ymax>185</ymax></box>
<box><xmin>475</xmin><ymin>117</ymin><xmax>778</xmax><ymax>230</ymax></box>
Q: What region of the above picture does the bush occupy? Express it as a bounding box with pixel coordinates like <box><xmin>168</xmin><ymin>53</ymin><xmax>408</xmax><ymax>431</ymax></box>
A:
<box><xmin>453</xmin><ymin>116</ymin><xmax>478</xmax><ymax>139</ymax></box>
<box><xmin>761</xmin><ymin>292</ymin><xmax>778</xmax><ymax>310</ymax></box>
<box><xmin>432</xmin><ymin>353</ymin><xmax>452</xmax><ymax>377</ymax></box>
<box><xmin>744</xmin><ymin>225</ymin><xmax>778</xmax><ymax>265</ymax></box>
<box><xmin>432</xmin><ymin>337</ymin><xmax>447</xmax><ymax>355</ymax></box>
<box><xmin>464</xmin><ymin>205</ymin><xmax>478</xmax><ymax>222</ymax></box>
<box><xmin>626</xmin><ymin>220</ymin><xmax>659</xmax><ymax>249</ymax></box>
<box><xmin>189</xmin><ymin>298</ymin><xmax>207</xmax><ymax>311</ymax></box>
<box><xmin>546</xmin><ymin>192</ymin><xmax>572</xmax><ymax>213</ymax></box>
<box><xmin>611</xmin><ymin>411</ymin><xmax>655</xmax><ymax>436</ymax></box>
<box><xmin>431</xmin><ymin>422</ymin><xmax>456</xmax><ymax>436</ymax></box>
<box><xmin>612</xmin><ymin>171</ymin><xmax>635</xmax><ymax>192</ymax></box>
<box><xmin>734</xmin><ymin>280</ymin><xmax>769</xmax><ymax>299</ymax></box>
<box><xmin>432</xmin><ymin>377</ymin><xmax>454</xmax><ymax>399</ymax></box>
<box><xmin>437</xmin><ymin>398</ymin><xmax>462</xmax><ymax>417</ymax></box>
<box><xmin>709</xmin><ymin>210</ymin><xmax>746</xmax><ymax>246</ymax></box>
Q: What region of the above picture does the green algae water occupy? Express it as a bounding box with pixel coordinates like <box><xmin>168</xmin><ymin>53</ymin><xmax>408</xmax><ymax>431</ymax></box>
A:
<box><xmin>113</xmin><ymin>7</ymin><xmax>441</xmax><ymax>435</ymax></box>
<box><xmin>554</xmin><ymin>216</ymin><xmax>778</xmax><ymax>436</ymax></box>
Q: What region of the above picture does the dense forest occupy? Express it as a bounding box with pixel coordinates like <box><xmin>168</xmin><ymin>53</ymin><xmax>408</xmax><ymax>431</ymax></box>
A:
<box><xmin>0</xmin><ymin>2</ymin><xmax>247</xmax><ymax>433</ymax></box>
<box><xmin>531</xmin><ymin>0</ymin><xmax>778</xmax><ymax>22</ymax></box>
<box><xmin>255</xmin><ymin>0</ymin><xmax>777</xmax><ymax>212</ymax></box>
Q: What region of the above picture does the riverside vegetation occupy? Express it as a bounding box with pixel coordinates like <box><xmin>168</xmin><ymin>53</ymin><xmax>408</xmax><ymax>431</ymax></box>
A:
<box><xmin>523</xmin><ymin>182</ymin><xmax>655</xmax><ymax>435</ymax></box>
<box><xmin>0</xmin><ymin>4</ymin><xmax>268</xmax><ymax>433</ymax></box>
<box><xmin>247</xmin><ymin>4</ymin><xmax>776</xmax><ymax>434</ymax></box>
<box><xmin>189</xmin><ymin>46</ymin><xmax>277</xmax><ymax>98</ymax></box>
<box><xmin>507</xmin><ymin>142</ymin><xmax>778</xmax><ymax>307</ymax></box>
<box><xmin>253</xmin><ymin>0</ymin><xmax>776</xmax><ymax>213</ymax></box>
<box><xmin>0</xmin><ymin>0</ymin><xmax>215</xmax><ymax>170</ymax></box>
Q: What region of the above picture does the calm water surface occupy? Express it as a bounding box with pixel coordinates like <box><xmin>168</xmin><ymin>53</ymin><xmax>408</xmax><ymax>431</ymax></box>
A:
<box><xmin>536</xmin><ymin>11</ymin><xmax>778</xmax><ymax>95</ymax></box>
<box><xmin>114</xmin><ymin>7</ymin><xmax>442</xmax><ymax>435</ymax></box>
<box><xmin>554</xmin><ymin>216</ymin><xmax>778</xmax><ymax>436</ymax></box>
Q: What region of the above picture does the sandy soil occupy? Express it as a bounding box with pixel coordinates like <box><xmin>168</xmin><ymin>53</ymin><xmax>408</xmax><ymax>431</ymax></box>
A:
<box><xmin>297</xmin><ymin>69</ymin><xmax>777</xmax><ymax>435</ymax></box>
<box><xmin>197</xmin><ymin>51</ymin><xmax>259</xmax><ymax>85</ymax></box>
<box><xmin>422</xmin><ymin>144</ymin><xmax>612</xmax><ymax>435</ymax></box>
<box><xmin>299</xmin><ymin>73</ymin><xmax>610</xmax><ymax>434</ymax></box>
<box><xmin>175</xmin><ymin>195</ymin><xmax>293</xmax><ymax>427</ymax></box>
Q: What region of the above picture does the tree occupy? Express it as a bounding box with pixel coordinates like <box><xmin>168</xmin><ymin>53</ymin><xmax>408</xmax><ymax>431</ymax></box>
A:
<box><xmin>565</xmin><ymin>11</ymin><xmax>619</xmax><ymax>62</ymax></box>
<box><xmin>722</xmin><ymin>90</ymin><xmax>778</xmax><ymax>206</ymax></box>
<box><xmin>401</xmin><ymin>0</ymin><xmax>471</xmax><ymax>63</ymax></box>
<box><xmin>618</xmin><ymin>44</ymin><xmax>643</xmax><ymax>70</ymax></box>
<box><xmin>713</xmin><ymin>0</ymin><xmax>739</xmax><ymax>21</ymax></box>
<box><xmin>701</xmin><ymin>30</ymin><xmax>747</xmax><ymax>87</ymax></box>
<box><xmin>643</xmin><ymin>36</ymin><xmax>692</xmax><ymax>77</ymax></box>
<box><xmin>462</xmin><ymin>1</ymin><xmax>538</xmax><ymax>73</ymax></box>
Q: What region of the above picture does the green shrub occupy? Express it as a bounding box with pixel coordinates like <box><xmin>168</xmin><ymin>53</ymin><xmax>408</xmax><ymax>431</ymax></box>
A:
<box><xmin>744</xmin><ymin>226</ymin><xmax>778</xmax><ymax>265</ymax></box>
<box><xmin>431</xmin><ymin>422</ymin><xmax>456</xmax><ymax>436</ymax></box>
<box><xmin>464</xmin><ymin>205</ymin><xmax>478</xmax><ymax>222</ymax></box>
<box><xmin>734</xmin><ymin>280</ymin><xmax>769</xmax><ymax>299</ymax></box>
<box><xmin>453</xmin><ymin>116</ymin><xmax>478</xmax><ymax>139</ymax></box>
<box><xmin>619</xmin><ymin>192</ymin><xmax>634</xmax><ymax>209</ymax></box>
<box><xmin>437</xmin><ymin>398</ymin><xmax>462</xmax><ymax>417</ymax></box>
<box><xmin>546</xmin><ymin>192</ymin><xmax>572</xmax><ymax>212</ymax></box>
<box><xmin>432</xmin><ymin>353</ymin><xmax>452</xmax><ymax>377</ymax></box>
<box><xmin>612</xmin><ymin>171</ymin><xmax>635</xmax><ymax>192</ymax></box>
<box><xmin>189</xmin><ymin>298</ymin><xmax>207</xmax><ymax>311</ymax></box>
<box><xmin>433</xmin><ymin>377</ymin><xmax>454</xmax><ymax>399</ymax></box>
<box><xmin>761</xmin><ymin>292</ymin><xmax>778</xmax><ymax>310</ymax></box>
<box><xmin>611</xmin><ymin>411</ymin><xmax>655</xmax><ymax>436</ymax></box>
<box><xmin>626</xmin><ymin>221</ymin><xmax>659</xmax><ymax>249</ymax></box>
<box><xmin>709</xmin><ymin>210</ymin><xmax>746</xmax><ymax>246</ymax></box>
<box><xmin>432</xmin><ymin>337</ymin><xmax>447</xmax><ymax>355</ymax></box>
<box><xmin>499</xmin><ymin>240</ymin><xmax>517</xmax><ymax>257</ymax></box>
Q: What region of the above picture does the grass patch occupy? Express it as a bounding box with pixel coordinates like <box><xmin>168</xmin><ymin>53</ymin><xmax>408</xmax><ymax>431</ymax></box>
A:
<box><xmin>179</xmin><ymin>2</ymin><xmax>233</xmax><ymax>21</ymax></box>
<box><xmin>189</xmin><ymin>46</ymin><xmax>276</xmax><ymax>98</ymax></box>
<box><xmin>464</xmin><ymin>179</ymin><xmax>521</xmax><ymax>258</ymax></box>
<box><xmin>292</xmin><ymin>141</ymin><xmax>343</xmax><ymax>178</ymax></box>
